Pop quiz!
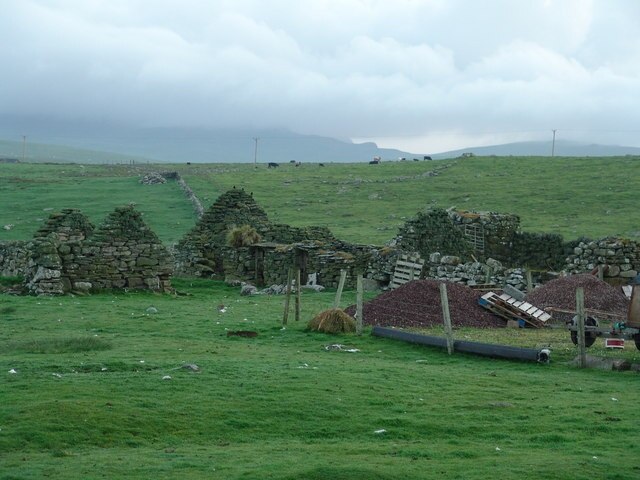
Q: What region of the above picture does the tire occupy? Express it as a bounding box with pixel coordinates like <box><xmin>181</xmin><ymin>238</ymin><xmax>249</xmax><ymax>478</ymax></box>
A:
<box><xmin>570</xmin><ymin>316</ymin><xmax>598</xmax><ymax>348</ymax></box>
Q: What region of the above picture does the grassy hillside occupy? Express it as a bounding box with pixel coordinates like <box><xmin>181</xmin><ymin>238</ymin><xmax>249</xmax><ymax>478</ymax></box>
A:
<box><xmin>0</xmin><ymin>163</ymin><xmax>197</xmax><ymax>244</ymax></box>
<box><xmin>1</xmin><ymin>278</ymin><xmax>638</xmax><ymax>479</ymax></box>
<box><xmin>0</xmin><ymin>139</ymin><xmax>156</xmax><ymax>164</ymax></box>
<box><xmin>2</xmin><ymin>156</ymin><xmax>640</xmax><ymax>245</ymax></box>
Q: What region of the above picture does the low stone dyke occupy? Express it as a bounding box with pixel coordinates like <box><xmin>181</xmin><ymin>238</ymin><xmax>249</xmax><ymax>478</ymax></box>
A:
<box><xmin>564</xmin><ymin>237</ymin><xmax>640</xmax><ymax>282</ymax></box>
<box><xmin>0</xmin><ymin>240</ymin><xmax>30</xmax><ymax>277</ymax></box>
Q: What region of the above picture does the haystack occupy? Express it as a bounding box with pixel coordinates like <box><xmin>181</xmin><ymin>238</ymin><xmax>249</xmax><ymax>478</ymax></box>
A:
<box><xmin>307</xmin><ymin>308</ymin><xmax>356</xmax><ymax>334</ymax></box>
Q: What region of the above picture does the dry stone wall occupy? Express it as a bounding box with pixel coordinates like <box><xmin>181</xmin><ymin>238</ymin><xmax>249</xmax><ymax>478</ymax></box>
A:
<box><xmin>221</xmin><ymin>242</ymin><xmax>373</xmax><ymax>289</ymax></box>
<box><xmin>175</xmin><ymin>188</ymin><xmax>341</xmax><ymax>278</ymax></box>
<box><xmin>393</xmin><ymin>209</ymin><xmax>472</xmax><ymax>260</ymax></box>
<box><xmin>25</xmin><ymin>206</ymin><xmax>173</xmax><ymax>295</ymax></box>
<box><xmin>565</xmin><ymin>237</ymin><xmax>640</xmax><ymax>282</ymax></box>
<box><xmin>175</xmin><ymin>188</ymin><xmax>271</xmax><ymax>276</ymax></box>
<box><xmin>393</xmin><ymin>208</ymin><xmax>567</xmax><ymax>269</ymax></box>
<box><xmin>447</xmin><ymin>210</ymin><xmax>520</xmax><ymax>262</ymax></box>
<box><xmin>0</xmin><ymin>241</ymin><xmax>29</xmax><ymax>277</ymax></box>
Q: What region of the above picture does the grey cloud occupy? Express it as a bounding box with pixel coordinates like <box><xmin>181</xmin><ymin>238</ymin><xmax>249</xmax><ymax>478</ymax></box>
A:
<box><xmin>1</xmin><ymin>0</ymin><xmax>639</xmax><ymax>151</ymax></box>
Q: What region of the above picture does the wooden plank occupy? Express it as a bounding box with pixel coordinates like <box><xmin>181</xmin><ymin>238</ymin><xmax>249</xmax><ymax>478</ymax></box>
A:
<box><xmin>396</xmin><ymin>260</ymin><xmax>424</xmax><ymax>268</ymax></box>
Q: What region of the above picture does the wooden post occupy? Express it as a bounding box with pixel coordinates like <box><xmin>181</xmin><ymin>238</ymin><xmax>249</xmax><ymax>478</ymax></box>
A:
<box><xmin>485</xmin><ymin>267</ymin><xmax>493</xmax><ymax>285</ymax></box>
<box><xmin>356</xmin><ymin>274</ymin><xmax>364</xmax><ymax>335</ymax></box>
<box><xmin>526</xmin><ymin>270</ymin><xmax>534</xmax><ymax>293</ymax></box>
<box><xmin>295</xmin><ymin>268</ymin><xmax>301</xmax><ymax>322</ymax></box>
<box><xmin>439</xmin><ymin>283</ymin><xmax>454</xmax><ymax>355</ymax></box>
<box><xmin>282</xmin><ymin>267</ymin><xmax>293</xmax><ymax>325</ymax></box>
<box><xmin>333</xmin><ymin>269</ymin><xmax>347</xmax><ymax>309</ymax></box>
<box><xmin>409</xmin><ymin>266</ymin><xmax>415</xmax><ymax>282</ymax></box>
<box><xmin>576</xmin><ymin>287</ymin><xmax>586</xmax><ymax>368</ymax></box>
<box><xmin>597</xmin><ymin>265</ymin><xmax>604</xmax><ymax>281</ymax></box>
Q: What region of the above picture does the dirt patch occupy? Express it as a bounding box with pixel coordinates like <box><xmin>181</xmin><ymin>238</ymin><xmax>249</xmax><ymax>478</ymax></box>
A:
<box><xmin>525</xmin><ymin>274</ymin><xmax>629</xmax><ymax>321</ymax></box>
<box><xmin>345</xmin><ymin>280</ymin><xmax>504</xmax><ymax>329</ymax></box>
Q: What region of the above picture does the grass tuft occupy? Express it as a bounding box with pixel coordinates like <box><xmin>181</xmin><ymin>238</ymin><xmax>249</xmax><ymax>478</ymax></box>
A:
<box><xmin>226</xmin><ymin>224</ymin><xmax>262</xmax><ymax>247</ymax></box>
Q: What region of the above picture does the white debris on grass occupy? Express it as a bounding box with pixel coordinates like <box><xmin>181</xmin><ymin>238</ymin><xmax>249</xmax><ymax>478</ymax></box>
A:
<box><xmin>374</xmin><ymin>429</ymin><xmax>386</xmax><ymax>434</ymax></box>
<box><xmin>611</xmin><ymin>397</ymin><xmax>618</xmax><ymax>401</ymax></box>
<box><xmin>324</xmin><ymin>344</ymin><xmax>360</xmax><ymax>352</ymax></box>
<box><xmin>8</xmin><ymin>369</ymin><xmax>17</xmax><ymax>374</ymax></box>
<box><xmin>162</xmin><ymin>375</ymin><xmax>172</xmax><ymax>380</ymax></box>
<box><xmin>52</xmin><ymin>373</ymin><xmax>62</xmax><ymax>378</ymax></box>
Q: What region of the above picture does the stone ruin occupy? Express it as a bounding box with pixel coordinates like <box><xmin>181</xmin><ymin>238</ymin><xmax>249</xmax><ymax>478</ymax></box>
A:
<box><xmin>174</xmin><ymin>188</ymin><xmax>369</xmax><ymax>288</ymax></box>
<box><xmin>25</xmin><ymin>206</ymin><xmax>173</xmax><ymax>295</ymax></box>
<box><xmin>392</xmin><ymin>207</ymin><xmax>565</xmax><ymax>271</ymax></box>
<box><xmin>565</xmin><ymin>237</ymin><xmax>640</xmax><ymax>283</ymax></box>
<box><xmin>172</xmin><ymin>190</ymin><xmax>640</xmax><ymax>292</ymax></box>
<box><xmin>2</xmin><ymin>188</ymin><xmax>639</xmax><ymax>295</ymax></box>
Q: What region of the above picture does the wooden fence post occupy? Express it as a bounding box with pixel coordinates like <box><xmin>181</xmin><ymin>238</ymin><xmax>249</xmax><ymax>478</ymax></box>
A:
<box><xmin>333</xmin><ymin>269</ymin><xmax>347</xmax><ymax>309</ymax></box>
<box><xmin>597</xmin><ymin>265</ymin><xmax>604</xmax><ymax>281</ymax></box>
<box><xmin>485</xmin><ymin>267</ymin><xmax>493</xmax><ymax>285</ymax></box>
<box><xmin>526</xmin><ymin>270</ymin><xmax>533</xmax><ymax>293</ymax></box>
<box><xmin>282</xmin><ymin>267</ymin><xmax>293</xmax><ymax>325</ymax></box>
<box><xmin>356</xmin><ymin>274</ymin><xmax>364</xmax><ymax>335</ymax></box>
<box><xmin>440</xmin><ymin>283</ymin><xmax>454</xmax><ymax>355</ymax></box>
<box><xmin>576</xmin><ymin>287</ymin><xmax>586</xmax><ymax>368</ymax></box>
<box><xmin>295</xmin><ymin>268</ymin><xmax>301</xmax><ymax>322</ymax></box>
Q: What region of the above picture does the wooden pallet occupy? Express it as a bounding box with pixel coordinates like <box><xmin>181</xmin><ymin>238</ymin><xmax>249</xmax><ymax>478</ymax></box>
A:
<box><xmin>390</xmin><ymin>255</ymin><xmax>424</xmax><ymax>289</ymax></box>
<box><xmin>479</xmin><ymin>291</ymin><xmax>552</xmax><ymax>328</ymax></box>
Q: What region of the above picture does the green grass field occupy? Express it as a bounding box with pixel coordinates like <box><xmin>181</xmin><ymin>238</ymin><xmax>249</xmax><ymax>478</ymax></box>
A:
<box><xmin>1</xmin><ymin>278</ymin><xmax>639</xmax><ymax>479</ymax></box>
<box><xmin>2</xmin><ymin>156</ymin><xmax>640</xmax><ymax>245</ymax></box>
<box><xmin>2</xmin><ymin>158</ymin><xmax>640</xmax><ymax>478</ymax></box>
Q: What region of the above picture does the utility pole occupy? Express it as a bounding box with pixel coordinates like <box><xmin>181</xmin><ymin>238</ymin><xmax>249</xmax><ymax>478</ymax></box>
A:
<box><xmin>551</xmin><ymin>129</ymin><xmax>557</xmax><ymax>157</ymax></box>
<box><xmin>253</xmin><ymin>137</ymin><xmax>259</xmax><ymax>169</ymax></box>
<box><xmin>22</xmin><ymin>135</ymin><xmax>26</xmax><ymax>162</ymax></box>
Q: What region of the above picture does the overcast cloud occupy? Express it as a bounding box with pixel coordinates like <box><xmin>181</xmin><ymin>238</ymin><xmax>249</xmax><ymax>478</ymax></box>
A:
<box><xmin>1</xmin><ymin>0</ymin><xmax>639</xmax><ymax>152</ymax></box>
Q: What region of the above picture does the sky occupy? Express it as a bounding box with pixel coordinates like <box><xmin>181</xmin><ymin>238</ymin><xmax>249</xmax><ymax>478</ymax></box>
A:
<box><xmin>1</xmin><ymin>0</ymin><xmax>639</xmax><ymax>153</ymax></box>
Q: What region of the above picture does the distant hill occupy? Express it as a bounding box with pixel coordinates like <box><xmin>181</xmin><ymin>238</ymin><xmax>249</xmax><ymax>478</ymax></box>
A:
<box><xmin>0</xmin><ymin>139</ymin><xmax>156</xmax><ymax>164</ymax></box>
<box><xmin>2</xmin><ymin>115</ymin><xmax>639</xmax><ymax>163</ymax></box>
<box><xmin>0</xmin><ymin>116</ymin><xmax>419</xmax><ymax>164</ymax></box>
<box><xmin>432</xmin><ymin>140</ymin><xmax>640</xmax><ymax>159</ymax></box>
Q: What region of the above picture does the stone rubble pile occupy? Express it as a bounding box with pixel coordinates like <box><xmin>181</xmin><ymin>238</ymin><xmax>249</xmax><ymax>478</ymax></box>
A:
<box><xmin>424</xmin><ymin>253</ymin><xmax>537</xmax><ymax>293</ymax></box>
<box><xmin>139</xmin><ymin>172</ymin><xmax>167</xmax><ymax>185</ymax></box>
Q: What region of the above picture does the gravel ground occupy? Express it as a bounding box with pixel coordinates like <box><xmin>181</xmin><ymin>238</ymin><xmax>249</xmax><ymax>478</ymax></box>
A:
<box><xmin>345</xmin><ymin>279</ymin><xmax>504</xmax><ymax>329</ymax></box>
<box><xmin>525</xmin><ymin>274</ymin><xmax>629</xmax><ymax>321</ymax></box>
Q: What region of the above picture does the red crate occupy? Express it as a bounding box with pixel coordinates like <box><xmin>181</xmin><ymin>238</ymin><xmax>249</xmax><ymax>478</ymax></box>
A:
<box><xmin>605</xmin><ymin>338</ymin><xmax>625</xmax><ymax>349</ymax></box>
